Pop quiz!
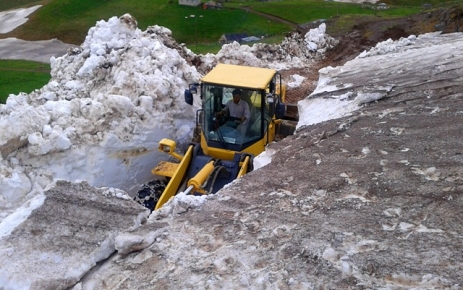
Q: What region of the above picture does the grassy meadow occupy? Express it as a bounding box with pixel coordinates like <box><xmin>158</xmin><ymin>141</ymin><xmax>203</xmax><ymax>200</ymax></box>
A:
<box><xmin>0</xmin><ymin>60</ymin><xmax>50</xmax><ymax>103</ymax></box>
<box><xmin>0</xmin><ymin>0</ymin><xmax>461</xmax><ymax>102</ymax></box>
<box><xmin>4</xmin><ymin>0</ymin><xmax>449</xmax><ymax>48</ymax></box>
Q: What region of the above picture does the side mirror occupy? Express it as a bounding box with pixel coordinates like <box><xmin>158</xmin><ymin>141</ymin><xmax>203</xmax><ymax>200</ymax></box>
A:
<box><xmin>266</xmin><ymin>93</ymin><xmax>274</xmax><ymax>104</ymax></box>
<box><xmin>184</xmin><ymin>89</ymin><xmax>193</xmax><ymax>106</ymax></box>
<box><xmin>275</xmin><ymin>103</ymin><xmax>286</xmax><ymax>119</ymax></box>
<box><xmin>189</xmin><ymin>83</ymin><xmax>199</xmax><ymax>94</ymax></box>
<box><xmin>267</xmin><ymin>94</ymin><xmax>275</xmax><ymax>117</ymax></box>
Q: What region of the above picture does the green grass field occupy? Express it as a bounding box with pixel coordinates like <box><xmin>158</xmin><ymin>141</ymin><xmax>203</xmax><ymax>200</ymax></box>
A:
<box><xmin>0</xmin><ymin>60</ymin><xmax>50</xmax><ymax>103</ymax></box>
<box><xmin>5</xmin><ymin>0</ymin><xmax>449</xmax><ymax>47</ymax></box>
<box><xmin>8</xmin><ymin>0</ymin><xmax>291</xmax><ymax>46</ymax></box>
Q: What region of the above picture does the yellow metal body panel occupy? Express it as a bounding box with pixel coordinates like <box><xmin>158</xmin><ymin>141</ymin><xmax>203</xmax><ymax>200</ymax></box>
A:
<box><xmin>201</xmin><ymin>64</ymin><xmax>276</xmax><ymax>90</ymax></box>
<box><xmin>187</xmin><ymin>161</ymin><xmax>215</xmax><ymax>194</ymax></box>
<box><xmin>158</xmin><ymin>138</ymin><xmax>183</xmax><ymax>160</ymax></box>
<box><xmin>200</xmin><ymin>135</ymin><xmax>235</xmax><ymax>160</ymax></box>
<box><xmin>154</xmin><ymin>145</ymin><xmax>194</xmax><ymax>210</ymax></box>
<box><xmin>151</xmin><ymin>161</ymin><xmax>180</xmax><ymax>177</ymax></box>
<box><xmin>277</xmin><ymin>84</ymin><xmax>286</xmax><ymax>102</ymax></box>
<box><xmin>267</xmin><ymin>119</ymin><xmax>278</xmax><ymax>143</ymax></box>
<box><xmin>200</xmin><ymin>119</ymin><xmax>277</xmax><ymax>160</ymax></box>
<box><xmin>237</xmin><ymin>156</ymin><xmax>250</xmax><ymax>178</ymax></box>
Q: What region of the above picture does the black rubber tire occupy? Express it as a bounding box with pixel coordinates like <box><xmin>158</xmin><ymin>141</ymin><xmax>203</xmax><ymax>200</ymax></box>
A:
<box><xmin>133</xmin><ymin>179</ymin><xmax>167</xmax><ymax>211</ymax></box>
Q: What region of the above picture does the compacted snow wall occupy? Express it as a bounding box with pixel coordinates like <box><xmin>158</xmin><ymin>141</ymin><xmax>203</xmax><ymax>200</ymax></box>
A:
<box><xmin>0</xmin><ymin>15</ymin><xmax>201</xmax><ymax>217</ymax></box>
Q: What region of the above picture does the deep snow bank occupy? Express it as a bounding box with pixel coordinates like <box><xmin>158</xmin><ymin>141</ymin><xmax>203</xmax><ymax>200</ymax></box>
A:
<box><xmin>198</xmin><ymin>23</ymin><xmax>338</xmax><ymax>72</ymax></box>
<box><xmin>0</xmin><ymin>14</ymin><xmax>201</xmax><ymax>220</ymax></box>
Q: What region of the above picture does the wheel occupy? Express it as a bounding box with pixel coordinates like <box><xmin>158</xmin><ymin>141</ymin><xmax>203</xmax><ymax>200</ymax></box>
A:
<box><xmin>133</xmin><ymin>179</ymin><xmax>167</xmax><ymax>211</ymax></box>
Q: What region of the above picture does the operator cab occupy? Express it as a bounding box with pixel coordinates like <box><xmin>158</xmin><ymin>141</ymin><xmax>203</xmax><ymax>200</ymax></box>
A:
<box><xmin>184</xmin><ymin>63</ymin><xmax>287</xmax><ymax>157</ymax></box>
<box><xmin>201</xmin><ymin>85</ymin><xmax>270</xmax><ymax>151</ymax></box>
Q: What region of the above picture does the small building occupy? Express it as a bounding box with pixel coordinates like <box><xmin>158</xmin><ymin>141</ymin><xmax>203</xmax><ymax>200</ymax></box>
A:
<box><xmin>179</xmin><ymin>0</ymin><xmax>201</xmax><ymax>7</ymax></box>
<box><xmin>219</xmin><ymin>33</ymin><xmax>249</xmax><ymax>44</ymax></box>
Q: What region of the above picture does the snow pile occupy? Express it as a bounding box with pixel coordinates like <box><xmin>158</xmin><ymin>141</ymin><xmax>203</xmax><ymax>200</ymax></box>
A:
<box><xmin>357</xmin><ymin>34</ymin><xmax>419</xmax><ymax>58</ymax></box>
<box><xmin>199</xmin><ymin>23</ymin><xmax>338</xmax><ymax>72</ymax></box>
<box><xmin>0</xmin><ymin>14</ymin><xmax>201</xmax><ymax>220</ymax></box>
<box><xmin>357</xmin><ymin>32</ymin><xmax>462</xmax><ymax>59</ymax></box>
<box><xmin>287</xmin><ymin>74</ymin><xmax>306</xmax><ymax>88</ymax></box>
<box><xmin>303</xmin><ymin>23</ymin><xmax>335</xmax><ymax>53</ymax></box>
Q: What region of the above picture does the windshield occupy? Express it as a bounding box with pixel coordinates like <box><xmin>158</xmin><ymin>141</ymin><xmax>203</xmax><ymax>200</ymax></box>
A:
<box><xmin>202</xmin><ymin>84</ymin><xmax>269</xmax><ymax>147</ymax></box>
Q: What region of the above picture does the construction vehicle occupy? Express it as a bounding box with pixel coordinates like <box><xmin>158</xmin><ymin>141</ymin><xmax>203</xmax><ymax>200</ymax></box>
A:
<box><xmin>135</xmin><ymin>64</ymin><xmax>297</xmax><ymax>211</ymax></box>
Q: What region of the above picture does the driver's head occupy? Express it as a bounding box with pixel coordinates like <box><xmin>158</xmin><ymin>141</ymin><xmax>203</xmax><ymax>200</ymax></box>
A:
<box><xmin>232</xmin><ymin>89</ymin><xmax>242</xmax><ymax>104</ymax></box>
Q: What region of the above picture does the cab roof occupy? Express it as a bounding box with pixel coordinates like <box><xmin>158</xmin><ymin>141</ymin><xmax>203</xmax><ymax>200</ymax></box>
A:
<box><xmin>200</xmin><ymin>63</ymin><xmax>276</xmax><ymax>90</ymax></box>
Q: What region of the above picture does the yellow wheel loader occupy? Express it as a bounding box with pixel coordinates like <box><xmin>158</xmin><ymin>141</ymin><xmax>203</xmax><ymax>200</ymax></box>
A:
<box><xmin>134</xmin><ymin>64</ymin><xmax>297</xmax><ymax>211</ymax></box>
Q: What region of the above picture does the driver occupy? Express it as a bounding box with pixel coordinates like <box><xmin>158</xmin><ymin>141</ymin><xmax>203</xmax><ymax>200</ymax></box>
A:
<box><xmin>216</xmin><ymin>89</ymin><xmax>251</xmax><ymax>127</ymax></box>
<box><xmin>215</xmin><ymin>89</ymin><xmax>250</xmax><ymax>136</ymax></box>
